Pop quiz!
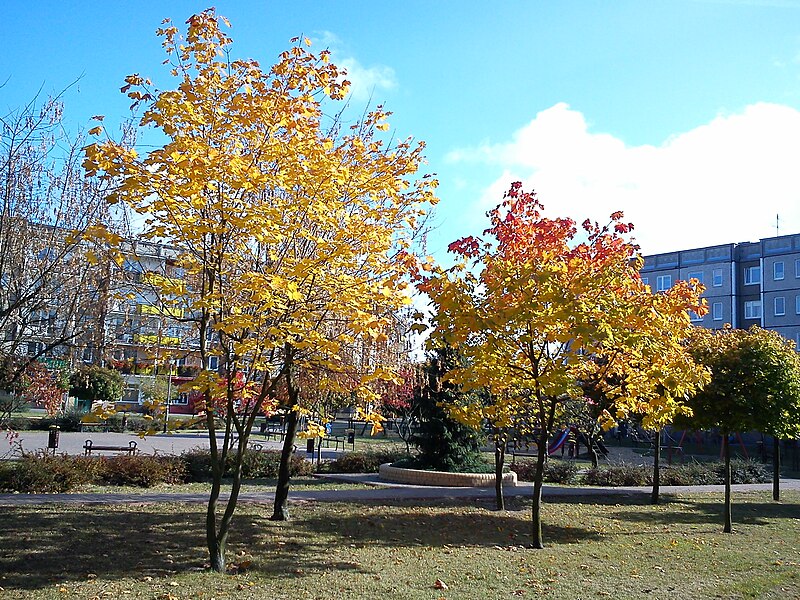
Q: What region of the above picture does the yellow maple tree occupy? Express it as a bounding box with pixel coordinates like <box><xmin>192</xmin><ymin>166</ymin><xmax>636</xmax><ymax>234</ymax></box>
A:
<box><xmin>84</xmin><ymin>10</ymin><xmax>436</xmax><ymax>572</ymax></box>
<box><xmin>421</xmin><ymin>182</ymin><xmax>708</xmax><ymax>548</ymax></box>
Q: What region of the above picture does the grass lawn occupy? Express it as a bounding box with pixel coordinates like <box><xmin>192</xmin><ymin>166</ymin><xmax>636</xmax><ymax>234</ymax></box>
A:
<box><xmin>0</xmin><ymin>491</ymin><xmax>797</xmax><ymax>599</ymax></box>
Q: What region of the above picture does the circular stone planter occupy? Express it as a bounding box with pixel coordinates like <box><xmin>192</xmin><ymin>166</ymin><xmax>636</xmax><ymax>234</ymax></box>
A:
<box><xmin>379</xmin><ymin>463</ymin><xmax>518</xmax><ymax>487</ymax></box>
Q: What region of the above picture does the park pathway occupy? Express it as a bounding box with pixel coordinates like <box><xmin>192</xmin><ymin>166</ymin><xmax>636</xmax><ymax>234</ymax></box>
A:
<box><xmin>1</xmin><ymin>475</ymin><xmax>798</xmax><ymax>506</ymax></box>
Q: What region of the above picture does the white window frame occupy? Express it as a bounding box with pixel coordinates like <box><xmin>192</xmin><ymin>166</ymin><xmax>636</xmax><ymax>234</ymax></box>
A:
<box><xmin>689</xmin><ymin>310</ymin><xmax>703</xmax><ymax>322</ymax></box>
<box><xmin>774</xmin><ymin>261</ymin><xmax>785</xmax><ymax>281</ymax></box>
<box><xmin>687</xmin><ymin>271</ymin><xmax>703</xmax><ymax>284</ymax></box>
<box><xmin>796</xmin><ymin>295</ymin><xmax>800</xmax><ymax>315</ymax></box>
<box><xmin>656</xmin><ymin>274</ymin><xmax>672</xmax><ymax>292</ymax></box>
<box><xmin>208</xmin><ymin>356</ymin><xmax>219</xmax><ymax>371</ymax></box>
<box><xmin>712</xmin><ymin>269</ymin><xmax>723</xmax><ymax>287</ymax></box>
<box><xmin>796</xmin><ymin>258</ymin><xmax>800</xmax><ymax>278</ymax></box>
<box><xmin>174</xmin><ymin>392</ymin><xmax>190</xmax><ymax>406</ymax></box>
<box><xmin>744</xmin><ymin>266</ymin><xmax>761</xmax><ymax>285</ymax></box>
<box><xmin>641</xmin><ymin>276</ymin><xmax>649</xmax><ymax>287</ymax></box>
<box><xmin>774</xmin><ymin>296</ymin><xmax>786</xmax><ymax>316</ymax></box>
<box><xmin>744</xmin><ymin>300</ymin><xmax>762</xmax><ymax>320</ymax></box>
<box><xmin>712</xmin><ymin>302</ymin><xmax>723</xmax><ymax>321</ymax></box>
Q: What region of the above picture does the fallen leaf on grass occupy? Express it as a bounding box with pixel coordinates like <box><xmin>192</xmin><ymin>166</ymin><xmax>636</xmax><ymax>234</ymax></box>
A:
<box><xmin>434</xmin><ymin>579</ymin><xmax>449</xmax><ymax>590</ymax></box>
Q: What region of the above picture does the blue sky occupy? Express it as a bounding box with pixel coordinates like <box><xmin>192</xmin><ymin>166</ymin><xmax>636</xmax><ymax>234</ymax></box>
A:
<box><xmin>3</xmin><ymin>0</ymin><xmax>800</xmax><ymax>258</ymax></box>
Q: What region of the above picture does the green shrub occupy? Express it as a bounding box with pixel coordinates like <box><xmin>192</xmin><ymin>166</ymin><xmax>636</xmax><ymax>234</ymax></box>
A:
<box><xmin>57</xmin><ymin>408</ymin><xmax>88</xmax><ymax>432</ymax></box>
<box><xmin>544</xmin><ymin>460</ymin><xmax>579</xmax><ymax>484</ymax></box>
<box><xmin>660</xmin><ymin>462</ymin><xmax>719</xmax><ymax>486</ymax></box>
<box><xmin>0</xmin><ymin>461</ymin><xmax>17</xmax><ymax>491</ymax></box>
<box><xmin>8</xmin><ymin>453</ymin><xmax>101</xmax><ymax>493</ymax></box>
<box><xmin>583</xmin><ymin>464</ymin><xmax>651</xmax><ymax>487</ymax></box>
<box><xmin>100</xmin><ymin>455</ymin><xmax>187</xmax><ymax>487</ymax></box>
<box><xmin>5</xmin><ymin>416</ymin><xmax>34</xmax><ymax>430</ymax></box>
<box><xmin>181</xmin><ymin>447</ymin><xmax>313</xmax><ymax>481</ymax></box>
<box><xmin>510</xmin><ymin>459</ymin><xmax>579</xmax><ymax>484</ymax></box>
<box><xmin>727</xmin><ymin>459</ymin><xmax>771</xmax><ymax>484</ymax></box>
<box><xmin>325</xmin><ymin>449</ymin><xmax>409</xmax><ymax>473</ymax></box>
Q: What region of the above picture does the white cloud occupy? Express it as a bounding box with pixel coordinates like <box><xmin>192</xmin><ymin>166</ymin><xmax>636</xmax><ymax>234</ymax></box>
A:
<box><xmin>447</xmin><ymin>102</ymin><xmax>800</xmax><ymax>255</ymax></box>
<box><xmin>313</xmin><ymin>31</ymin><xmax>397</xmax><ymax>104</ymax></box>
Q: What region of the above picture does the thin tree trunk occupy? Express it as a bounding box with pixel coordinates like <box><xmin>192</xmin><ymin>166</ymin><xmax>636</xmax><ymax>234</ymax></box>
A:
<box><xmin>206</xmin><ymin>478</ymin><xmax>225</xmax><ymax>572</ymax></box>
<box><xmin>773</xmin><ymin>437</ymin><xmax>781</xmax><ymax>502</ymax></box>
<box><xmin>205</xmin><ymin>403</ymin><xmax>227</xmax><ymax>573</ymax></box>
<box><xmin>723</xmin><ymin>433</ymin><xmax>732</xmax><ymax>533</ymax></box>
<box><xmin>531</xmin><ymin>429</ymin><xmax>548</xmax><ymax>549</ymax></box>
<box><xmin>271</xmin><ymin>408</ymin><xmax>299</xmax><ymax>521</ymax></box>
<box><xmin>494</xmin><ymin>435</ymin><xmax>505</xmax><ymax>511</ymax></box>
<box><xmin>588</xmin><ymin>445</ymin><xmax>598</xmax><ymax>468</ymax></box>
<box><xmin>651</xmin><ymin>429</ymin><xmax>661</xmax><ymax>505</ymax></box>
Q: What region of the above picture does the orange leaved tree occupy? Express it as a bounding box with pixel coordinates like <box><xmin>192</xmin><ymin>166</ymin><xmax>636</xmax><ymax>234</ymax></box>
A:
<box><xmin>421</xmin><ymin>182</ymin><xmax>708</xmax><ymax>548</ymax></box>
<box><xmin>84</xmin><ymin>10</ymin><xmax>436</xmax><ymax>572</ymax></box>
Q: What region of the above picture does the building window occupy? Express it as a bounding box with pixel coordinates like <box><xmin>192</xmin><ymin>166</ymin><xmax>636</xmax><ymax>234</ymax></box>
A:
<box><xmin>796</xmin><ymin>259</ymin><xmax>800</xmax><ymax>278</ymax></box>
<box><xmin>744</xmin><ymin>266</ymin><xmax>761</xmax><ymax>285</ymax></box>
<box><xmin>656</xmin><ymin>275</ymin><xmax>671</xmax><ymax>292</ymax></box>
<box><xmin>744</xmin><ymin>301</ymin><xmax>762</xmax><ymax>320</ymax></box>
<box><xmin>641</xmin><ymin>276</ymin><xmax>649</xmax><ymax>287</ymax></box>
<box><xmin>712</xmin><ymin>302</ymin><xmax>723</xmax><ymax>321</ymax></box>
<box><xmin>26</xmin><ymin>341</ymin><xmax>44</xmax><ymax>356</ymax></box>
<box><xmin>774</xmin><ymin>261</ymin><xmax>785</xmax><ymax>281</ymax></box>
<box><xmin>796</xmin><ymin>295</ymin><xmax>800</xmax><ymax>315</ymax></box>
<box><xmin>689</xmin><ymin>310</ymin><xmax>703</xmax><ymax>322</ymax></box>
<box><xmin>712</xmin><ymin>269</ymin><xmax>723</xmax><ymax>287</ymax></box>
<box><xmin>208</xmin><ymin>356</ymin><xmax>219</xmax><ymax>370</ymax></box>
<box><xmin>174</xmin><ymin>392</ymin><xmax>189</xmax><ymax>405</ymax></box>
<box><xmin>775</xmin><ymin>296</ymin><xmax>786</xmax><ymax>316</ymax></box>
<box><xmin>687</xmin><ymin>271</ymin><xmax>703</xmax><ymax>284</ymax></box>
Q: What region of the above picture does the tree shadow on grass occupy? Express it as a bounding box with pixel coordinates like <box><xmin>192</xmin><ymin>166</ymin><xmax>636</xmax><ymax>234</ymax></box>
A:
<box><xmin>602</xmin><ymin>496</ymin><xmax>799</xmax><ymax>528</ymax></box>
<box><xmin>0</xmin><ymin>497</ymin><xmax>604</xmax><ymax>591</ymax></box>
<box><xmin>0</xmin><ymin>503</ymin><xmax>272</xmax><ymax>591</ymax></box>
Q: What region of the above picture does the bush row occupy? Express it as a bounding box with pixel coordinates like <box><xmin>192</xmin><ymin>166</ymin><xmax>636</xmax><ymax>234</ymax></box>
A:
<box><xmin>511</xmin><ymin>458</ymin><xmax>771</xmax><ymax>486</ymax></box>
<box><xmin>0</xmin><ymin>453</ymin><xmax>187</xmax><ymax>493</ymax></box>
<box><xmin>0</xmin><ymin>447</ymin><xmax>315</xmax><ymax>493</ymax></box>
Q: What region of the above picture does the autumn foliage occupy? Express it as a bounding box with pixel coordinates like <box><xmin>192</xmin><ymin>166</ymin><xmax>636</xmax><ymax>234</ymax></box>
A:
<box><xmin>421</xmin><ymin>182</ymin><xmax>709</xmax><ymax>547</ymax></box>
<box><xmin>84</xmin><ymin>10</ymin><xmax>436</xmax><ymax>572</ymax></box>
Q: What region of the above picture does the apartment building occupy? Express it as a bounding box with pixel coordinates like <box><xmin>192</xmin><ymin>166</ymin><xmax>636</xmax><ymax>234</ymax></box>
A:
<box><xmin>641</xmin><ymin>232</ymin><xmax>800</xmax><ymax>348</ymax></box>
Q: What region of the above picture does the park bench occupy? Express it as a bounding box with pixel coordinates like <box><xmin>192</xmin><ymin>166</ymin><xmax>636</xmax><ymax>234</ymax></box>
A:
<box><xmin>321</xmin><ymin>422</ymin><xmax>355</xmax><ymax>452</ymax></box>
<box><xmin>259</xmin><ymin>420</ymin><xmax>288</xmax><ymax>441</ymax></box>
<box><xmin>83</xmin><ymin>439</ymin><xmax>138</xmax><ymax>456</ymax></box>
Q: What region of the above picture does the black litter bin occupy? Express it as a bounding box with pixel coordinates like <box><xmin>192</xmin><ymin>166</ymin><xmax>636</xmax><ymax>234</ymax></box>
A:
<box><xmin>48</xmin><ymin>425</ymin><xmax>60</xmax><ymax>453</ymax></box>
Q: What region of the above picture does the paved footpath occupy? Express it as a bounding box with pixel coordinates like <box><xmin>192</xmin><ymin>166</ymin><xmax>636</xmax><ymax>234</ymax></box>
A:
<box><xmin>1</xmin><ymin>473</ymin><xmax>798</xmax><ymax>507</ymax></box>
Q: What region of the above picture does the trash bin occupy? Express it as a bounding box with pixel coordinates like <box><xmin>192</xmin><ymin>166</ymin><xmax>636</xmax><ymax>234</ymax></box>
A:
<box><xmin>346</xmin><ymin>429</ymin><xmax>355</xmax><ymax>445</ymax></box>
<box><xmin>48</xmin><ymin>425</ymin><xmax>60</xmax><ymax>453</ymax></box>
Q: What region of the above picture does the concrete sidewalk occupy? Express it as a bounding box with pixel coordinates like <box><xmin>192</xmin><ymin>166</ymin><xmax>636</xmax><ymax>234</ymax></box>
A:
<box><xmin>1</xmin><ymin>474</ymin><xmax>797</xmax><ymax>507</ymax></box>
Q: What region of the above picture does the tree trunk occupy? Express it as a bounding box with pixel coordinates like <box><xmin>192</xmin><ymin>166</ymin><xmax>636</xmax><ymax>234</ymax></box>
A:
<box><xmin>205</xmin><ymin>479</ymin><xmax>226</xmax><ymax>572</ymax></box>
<box><xmin>588</xmin><ymin>444</ymin><xmax>598</xmax><ymax>468</ymax></box>
<box><xmin>531</xmin><ymin>430</ymin><xmax>548</xmax><ymax>549</ymax></box>
<box><xmin>494</xmin><ymin>436</ymin><xmax>505</xmax><ymax>511</ymax></box>
<box><xmin>271</xmin><ymin>408</ymin><xmax>299</xmax><ymax>521</ymax></box>
<box><xmin>773</xmin><ymin>437</ymin><xmax>781</xmax><ymax>502</ymax></box>
<box><xmin>651</xmin><ymin>429</ymin><xmax>661</xmax><ymax>505</ymax></box>
<box><xmin>723</xmin><ymin>433</ymin><xmax>732</xmax><ymax>533</ymax></box>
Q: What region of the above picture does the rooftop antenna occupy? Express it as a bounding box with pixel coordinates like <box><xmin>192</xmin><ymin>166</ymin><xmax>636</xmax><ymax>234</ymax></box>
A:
<box><xmin>776</xmin><ymin>214</ymin><xmax>780</xmax><ymax>238</ymax></box>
